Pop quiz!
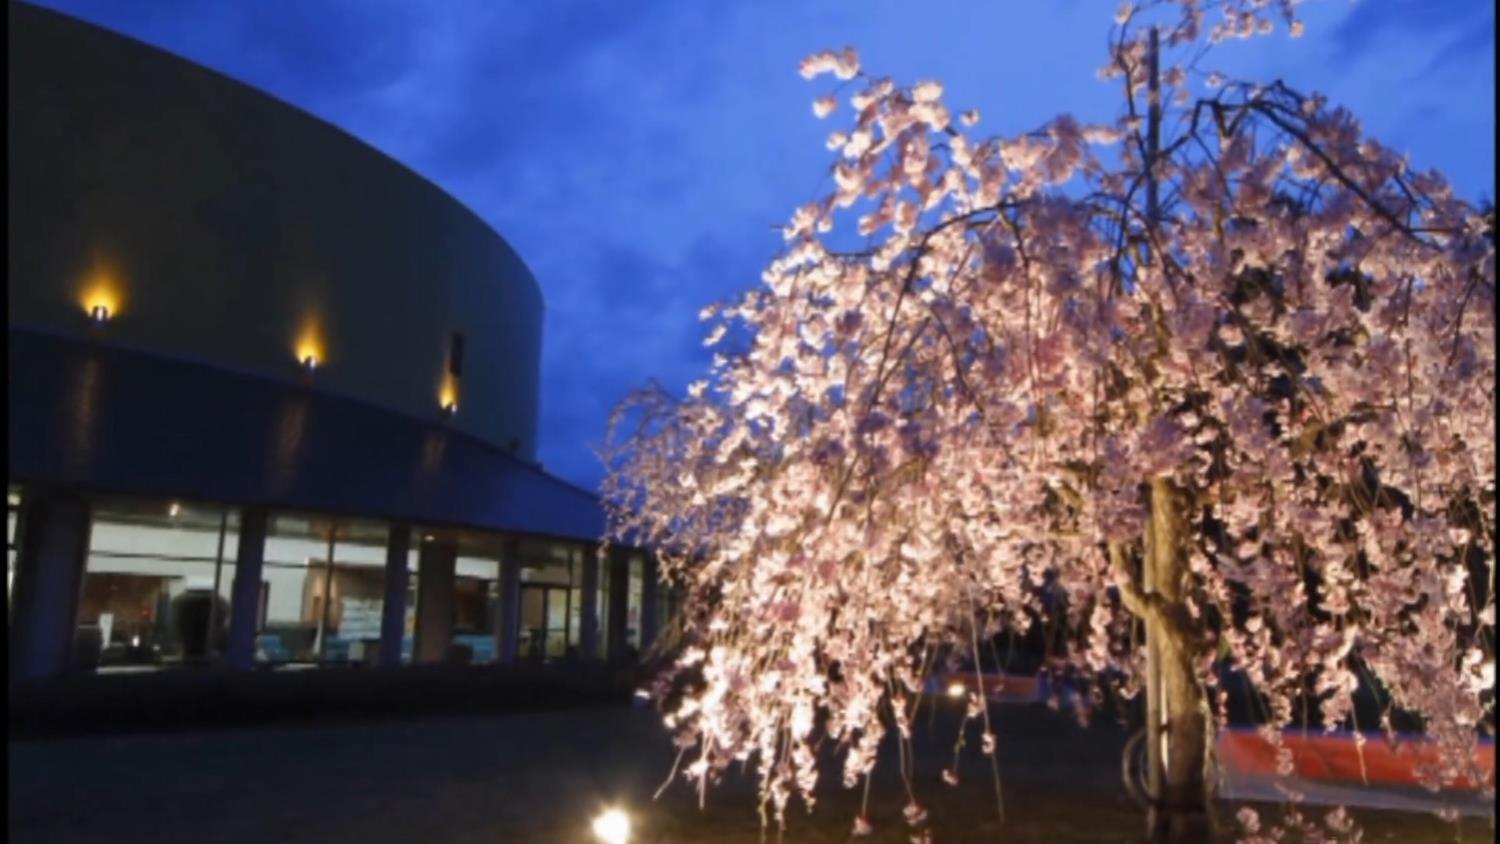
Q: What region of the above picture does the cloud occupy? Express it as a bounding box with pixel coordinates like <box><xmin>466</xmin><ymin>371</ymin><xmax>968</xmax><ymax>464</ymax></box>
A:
<box><xmin>1419</xmin><ymin>16</ymin><xmax>1498</xmax><ymax>78</ymax></box>
<box><xmin>533</xmin><ymin>231</ymin><xmax>770</xmax><ymax>485</ymax></box>
<box><xmin>1325</xmin><ymin>0</ymin><xmax>1495</xmax><ymax>89</ymax></box>
<box><xmin>26</xmin><ymin>0</ymin><xmax>1498</xmax><ymax>489</ymax></box>
<box><xmin>1331</xmin><ymin>0</ymin><xmax>1489</xmax><ymax>57</ymax></box>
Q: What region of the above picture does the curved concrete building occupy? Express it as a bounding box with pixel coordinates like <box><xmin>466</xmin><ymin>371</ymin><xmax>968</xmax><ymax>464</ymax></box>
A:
<box><xmin>7</xmin><ymin>1</ymin><xmax>659</xmax><ymax>686</ymax></box>
<box><xmin>8</xmin><ymin>0</ymin><xmax>540</xmax><ymax>458</ymax></box>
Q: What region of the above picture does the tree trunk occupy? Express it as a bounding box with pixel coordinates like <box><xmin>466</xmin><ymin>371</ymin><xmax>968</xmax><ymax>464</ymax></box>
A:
<box><xmin>1144</xmin><ymin>478</ymin><xmax>1211</xmax><ymax>841</ymax></box>
<box><xmin>1137</xmin><ymin>22</ymin><xmax>1210</xmax><ymax>838</ymax></box>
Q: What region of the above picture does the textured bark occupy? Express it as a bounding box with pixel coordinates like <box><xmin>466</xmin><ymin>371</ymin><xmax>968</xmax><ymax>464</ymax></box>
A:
<box><xmin>1144</xmin><ymin>478</ymin><xmax>1210</xmax><ymax>841</ymax></box>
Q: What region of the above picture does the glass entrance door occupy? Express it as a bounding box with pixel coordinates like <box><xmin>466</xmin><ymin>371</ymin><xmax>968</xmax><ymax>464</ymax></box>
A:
<box><xmin>519</xmin><ymin>584</ymin><xmax>569</xmax><ymax>660</ymax></box>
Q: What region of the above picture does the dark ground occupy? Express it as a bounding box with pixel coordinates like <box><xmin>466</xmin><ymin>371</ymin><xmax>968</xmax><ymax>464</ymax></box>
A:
<box><xmin>8</xmin><ymin>702</ymin><xmax>1491</xmax><ymax>843</ymax></box>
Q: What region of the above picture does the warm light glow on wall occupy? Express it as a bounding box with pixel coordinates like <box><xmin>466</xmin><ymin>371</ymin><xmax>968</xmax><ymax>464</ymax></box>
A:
<box><xmin>439</xmin><ymin>374</ymin><xmax>460</xmax><ymax>413</ymax></box>
<box><xmin>294</xmin><ymin>320</ymin><xmax>325</xmax><ymax>370</ymax></box>
<box><xmin>79</xmin><ymin>272</ymin><xmax>122</xmax><ymax>322</ymax></box>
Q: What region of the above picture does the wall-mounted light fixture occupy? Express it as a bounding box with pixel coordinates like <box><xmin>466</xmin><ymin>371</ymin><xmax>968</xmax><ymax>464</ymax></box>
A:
<box><xmin>438</xmin><ymin>332</ymin><xmax>464</xmax><ymax>416</ymax></box>
<box><xmin>439</xmin><ymin>375</ymin><xmax>459</xmax><ymax>416</ymax></box>
<box><xmin>81</xmin><ymin>270</ymin><xmax>121</xmax><ymax>328</ymax></box>
<box><xmin>295</xmin><ymin>318</ymin><xmax>325</xmax><ymax>377</ymax></box>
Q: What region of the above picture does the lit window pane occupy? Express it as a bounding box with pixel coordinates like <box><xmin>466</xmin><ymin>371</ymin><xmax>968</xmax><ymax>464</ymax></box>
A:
<box><xmin>76</xmin><ymin>496</ymin><xmax>236</xmax><ymax>671</ymax></box>
<box><xmin>329</xmin><ymin>519</ymin><xmax>390</xmax><ymax>666</ymax></box>
<box><xmin>7</xmin><ymin>485</ymin><xmax>20</xmax><ymax>614</ymax></box>
<box><xmin>597</xmin><ymin>551</ymin><xmax>610</xmax><ymax>658</ymax></box>
<box><xmin>567</xmin><ymin>546</ymin><xmax>583</xmax><ymax>651</ymax></box>
<box><xmin>627</xmin><ymin>554</ymin><xmax>644</xmax><ymax>651</ymax></box>
<box><xmin>403</xmin><ymin>544</ymin><xmax>419</xmax><ymax>664</ymax></box>
<box><xmin>453</xmin><ymin>549</ymin><xmax>500</xmax><ymax>664</ymax></box>
<box><xmin>261</xmin><ymin>513</ymin><xmax>388</xmax><ymax>666</ymax></box>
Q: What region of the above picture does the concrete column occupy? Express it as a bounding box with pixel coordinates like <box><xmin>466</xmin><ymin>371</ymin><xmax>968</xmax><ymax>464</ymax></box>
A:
<box><xmin>606</xmin><ymin>547</ymin><xmax>630</xmax><ymax>663</ymax></box>
<box><xmin>224</xmin><ymin>508</ymin><xmax>267</xmax><ymax>671</ymax></box>
<box><xmin>497</xmin><ymin>537</ymin><xmax>521</xmax><ymax>662</ymax></box>
<box><xmin>413</xmin><ymin>536</ymin><xmax>455</xmax><ymax>664</ymax></box>
<box><xmin>9</xmin><ymin>490</ymin><xmax>91</xmax><ymax>681</ymax></box>
<box><xmin>378</xmin><ymin>523</ymin><xmax>411</xmax><ymax>667</ymax></box>
<box><xmin>578</xmin><ymin>544</ymin><xmax>600</xmax><ymax>660</ymax></box>
<box><xmin>639</xmin><ymin>553</ymin><xmax>660</xmax><ymax>652</ymax></box>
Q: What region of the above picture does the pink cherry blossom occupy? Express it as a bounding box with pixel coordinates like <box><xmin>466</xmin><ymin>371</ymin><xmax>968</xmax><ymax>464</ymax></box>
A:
<box><xmin>603</xmin><ymin>2</ymin><xmax>1495</xmax><ymax>839</ymax></box>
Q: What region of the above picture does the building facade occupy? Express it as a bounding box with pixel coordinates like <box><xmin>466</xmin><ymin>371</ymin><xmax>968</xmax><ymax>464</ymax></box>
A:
<box><xmin>7</xmin><ymin>1</ymin><xmax>660</xmax><ymax>682</ymax></box>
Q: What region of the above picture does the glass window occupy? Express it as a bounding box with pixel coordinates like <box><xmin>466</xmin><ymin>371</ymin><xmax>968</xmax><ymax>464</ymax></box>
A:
<box><xmin>8</xmin><ymin>485</ymin><xmax>20</xmax><ymax>613</ymax></box>
<box><xmin>327</xmin><ymin>520</ymin><xmax>389</xmax><ymax>665</ymax></box>
<box><xmin>453</xmin><ymin>542</ymin><xmax>501</xmax><ymax>664</ymax></box>
<box><xmin>597</xmin><ymin>548</ymin><xmax>610</xmax><ymax>658</ymax></box>
<box><xmin>627</xmin><ymin>553</ymin><xmax>644</xmax><ymax>651</ymax></box>
<box><xmin>75</xmin><ymin>496</ymin><xmax>237</xmax><ymax>672</ymax></box>
<box><xmin>655</xmin><ymin>569</ymin><xmax>671</xmax><ymax>642</ymax></box>
<box><xmin>546</xmin><ymin>587</ymin><xmax>568</xmax><ymax>658</ymax></box>
<box><xmin>567</xmin><ymin>545</ymin><xmax>585</xmax><ymax>652</ymax></box>
<box><xmin>261</xmin><ymin>513</ymin><xmax>389</xmax><ymax>667</ymax></box>
<box><xmin>402</xmin><ymin>543</ymin><xmax>419</xmax><ymax>664</ymax></box>
<box><xmin>516</xmin><ymin>539</ymin><xmax>577</xmax><ymax>661</ymax></box>
<box><xmin>519</xmin><ymin>539</ymin><xmax>573</xmax><ymax>585</ymax></box>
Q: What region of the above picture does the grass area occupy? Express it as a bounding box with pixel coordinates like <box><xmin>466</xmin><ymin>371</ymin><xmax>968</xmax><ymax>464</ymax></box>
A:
<box><xmin>9</xmin><ymin>702</ymin><xmax>1490</xmax><ymax>842</ymax></box>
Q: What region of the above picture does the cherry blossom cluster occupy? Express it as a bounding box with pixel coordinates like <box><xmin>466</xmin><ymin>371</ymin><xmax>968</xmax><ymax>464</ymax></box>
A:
<box><xmin>602</xmin><ymin>2</ymin><xmax>1494</xmax><ymax>837</ymax></box>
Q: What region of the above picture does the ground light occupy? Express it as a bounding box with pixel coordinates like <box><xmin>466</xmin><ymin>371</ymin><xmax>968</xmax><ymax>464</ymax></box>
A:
<box><xmin>591</xmin><ymin>808</ymin><xmax>630</xmax><ymax>844</ymax></box>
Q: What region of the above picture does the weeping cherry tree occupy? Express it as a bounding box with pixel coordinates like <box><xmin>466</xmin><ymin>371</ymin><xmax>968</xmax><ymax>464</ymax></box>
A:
<box><xmin>602</xmin><ymin>1</ymin><xmax>1495</xmax><ymax>840</ymax></box>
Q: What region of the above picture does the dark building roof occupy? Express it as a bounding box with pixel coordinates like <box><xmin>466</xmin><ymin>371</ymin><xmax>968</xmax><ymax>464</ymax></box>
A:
<box><xmin>8</xmin><ymin>328</ymin><xmax>606</xmax><ymax>543</ymax></box>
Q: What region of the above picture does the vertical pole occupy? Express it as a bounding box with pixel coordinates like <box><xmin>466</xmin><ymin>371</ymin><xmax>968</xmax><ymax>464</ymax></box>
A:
<box><xmin>225</xmin><ymin>508</ymin><xmax>268</xmax><ymax>670</ymax></box>
<box><xmin>1145</xmin><ymin>26</ymin><xmax>1161</xmax><ymax>244</ymax></box>
<box><xmin>205</xmin><ymin>509</ymin><xmax>228</xmax><ymax>662</ymax></box>
<box><xmin>317</xmin><ymin>527</ymin><xmax>337</xmax><ymax>660</ymax></box>
<box><xmin>378</xmin><ymin>523</ymin><xmax>411</xmax><ymax>667</ymax></box>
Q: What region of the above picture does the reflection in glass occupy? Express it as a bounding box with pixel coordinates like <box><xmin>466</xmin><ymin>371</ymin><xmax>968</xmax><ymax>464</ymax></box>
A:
<box><xmin>74</xmin><ymin>496</ymin><xmax>237</xmax><ymax>671</ymax></box>
<box><xmin>8</xmin><ymin>485</ymin><xmax>20</xmax><ymax>614</ymax></box>
<box><xmin>597</xmin><ymin>549</ymin><xmax>610</xmax><ymax>658</ymax></box>
<box><xmin>515</xmin><ymin>539</ymin><xmax>586</xmax><ymax>661</ymax></box>
<box><xmin>567</xmin><ymin>545</ymin><xmax>586</xmax><ymax>652</ymax></box>
<box><xmin>518</xmin><ymin>582</ymin><xmax>570</xmax><ymax>661</ymax></box>
<box><xmin>452</xmin><ymin>551</ymin><xmax>499</xmax><ymax>663</ymax></box>
<box><xmin>626</xmin><ymin>553</ymin><xmax>644</xmax><ymax>651</ymax></box>
<box><xmin>259</xmin><ymin>514</ymin><xmax>389</xmax><ymax>666</ymax></box>
<box><xmin>546</xmin><ymin>588</ymin><xmax>568</xmax><ymax>659</ymax></box>
<box><xmin>398</xmin><ymin>538</ymin><xmax>421</xmax><ymax>664</ymax></box>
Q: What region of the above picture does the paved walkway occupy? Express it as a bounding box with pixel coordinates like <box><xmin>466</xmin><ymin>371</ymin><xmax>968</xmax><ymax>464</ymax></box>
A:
<box><xmin>8</xmin><ymin>704</ymin><xmax>1488</xmax><ymax>842</ymax></box>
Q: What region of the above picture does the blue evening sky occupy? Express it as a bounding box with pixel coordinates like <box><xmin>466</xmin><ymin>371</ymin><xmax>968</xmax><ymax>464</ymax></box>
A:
<box><xmin>32</xmin><ymin>0</ymin><xmax>1495</xmax><ymax>490</ymax></box>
